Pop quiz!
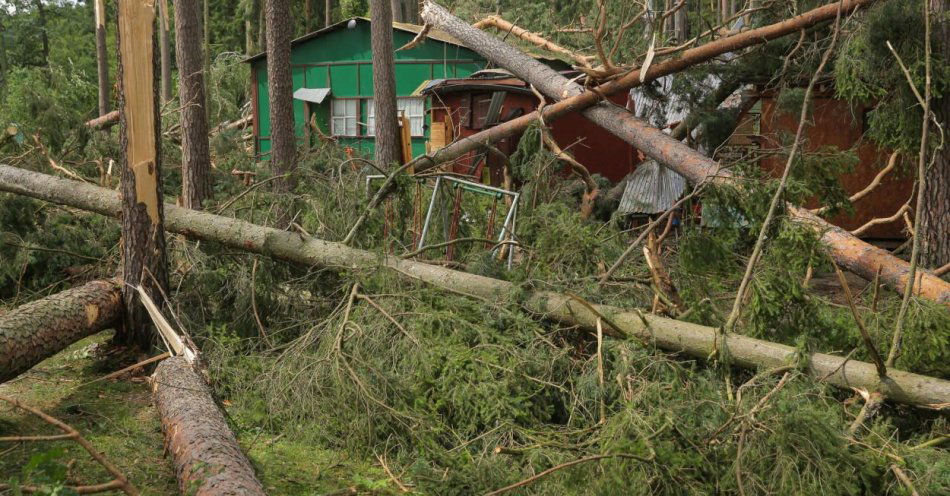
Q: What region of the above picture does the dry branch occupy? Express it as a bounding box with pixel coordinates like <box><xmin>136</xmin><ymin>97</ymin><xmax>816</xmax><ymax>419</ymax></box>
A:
<box><xmin>1</xmin><ymin>165</ymin><xmax>948</xmax><ymax>407</ymax></box>
<box><xmin>473</xmin><ymin>15</ymin><xmax>594</xmax><ymax>68</ymax></box>
<box><xmin>0</xmin><ymin>280</ymin><xmax>122</xmax><ymax>383</ymax></box>
<box><xmin>0</xmin><ymin>395</ymin><xmax>138</xmax><ymax>495</ymax></box>
<box><xmin>421</xmin><ymin>0</ymin><xmax>950</xmax><ymax>307</ymax></box>
<box><xmin>85</xmin><ymin>110</ymin><xmax>120</xmax><ymax>130</ymax></box>
<box><xmin>352</xmin><ymin>0</ymin><xmax>874</xmax><ymax>242</ymax></box>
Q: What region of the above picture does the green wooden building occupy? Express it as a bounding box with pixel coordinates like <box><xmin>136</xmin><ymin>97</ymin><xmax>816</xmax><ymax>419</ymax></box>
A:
<box><xmin>246</xmin><ymin>18</ymin><xmax>486</xmax><ymax>159</ymax></box>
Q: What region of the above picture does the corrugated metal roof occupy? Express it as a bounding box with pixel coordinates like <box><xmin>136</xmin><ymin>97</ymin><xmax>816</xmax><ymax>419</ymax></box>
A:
<box><xmin>618</xmin><ymin>160</ymin><xmax>687</xmax><ymax>215</ymax></box>
<box><xmin>293</xmin><ymin>87</ymin><xmax>331</xmax><ymax>103</ymax></box>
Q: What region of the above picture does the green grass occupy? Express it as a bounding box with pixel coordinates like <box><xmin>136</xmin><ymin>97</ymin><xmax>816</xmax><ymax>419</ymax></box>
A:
<box><xmin>0</xmin><ymin>333</ymin><xmax>403</xmax><ymax>495</ymax></box>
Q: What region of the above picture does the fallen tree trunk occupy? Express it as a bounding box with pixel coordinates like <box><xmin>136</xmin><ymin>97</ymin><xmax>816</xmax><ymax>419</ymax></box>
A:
<box><xmin>421</xmin><ymin>0</ymin><xmax>950</xmax><ymax>306</ymax></box>
<box><xmin>0</xmin><ymin>279</ymin><xmax>121</xmax><ymax>383</ymax></box>
<box><xmin>1</xmin><ymin>165</ymin><xmax>947</xmax><ymax>407</ymax></box>
<box><xmin>153</xmin><ymin>356</ymin><xmax>267</xmax><ymax>495</ymax></box>
<box><xmin>85</xmin><ymin>110</ymin><xmax>120</xmax><ymax>130</ymax></box>
<box><xmin>403</xmin><ymin>0</ymin><xmax>876</xmax><ymax>177</ymax></box>
<box><xmin>353</xmin><ymin>0</ymin><xmax>880</xmax><ymax>243</ymax></box>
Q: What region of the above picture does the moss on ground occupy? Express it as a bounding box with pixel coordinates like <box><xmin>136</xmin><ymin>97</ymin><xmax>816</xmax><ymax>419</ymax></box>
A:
<box><xmin>0</xmin><ymin>333</ymin><xmax>405</xmax><ymax>495</ymax></box>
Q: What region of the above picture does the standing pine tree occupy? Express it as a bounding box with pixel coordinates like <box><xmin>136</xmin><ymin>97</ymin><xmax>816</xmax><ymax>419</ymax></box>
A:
<box><xmin>116</xmin><ymin>0</ymin><xmax>170</xmax><ymax>349</ymax></box>
<box><xmin>371</xmin><ymin>0</ymin><xmax>399</xmax><ymax>168</ymax></box>
<box><xmin>175</xmin><ymin>0</ymin><xmax>212</xmax><ymax>209</ymax></box>
<box><xmin>265</xmin><ymin>0</ymin><xmax>297</xmax><ymax>193</ymax></box>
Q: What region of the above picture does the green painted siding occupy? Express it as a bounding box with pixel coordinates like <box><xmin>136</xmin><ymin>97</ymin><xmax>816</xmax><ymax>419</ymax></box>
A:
<box><xmin>251</xmin><ymin>20</ymin><xmax>486</xmax><ymax>159</ymax></box>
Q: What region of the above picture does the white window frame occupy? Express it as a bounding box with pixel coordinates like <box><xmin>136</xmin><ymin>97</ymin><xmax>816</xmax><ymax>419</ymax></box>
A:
<box><xmin>331</xmin><ymin>99</ymin><xmax>359</xmax><ymax>137</ymax></box>
<box><xmin>366</xmin><ymin>97</ymin><xmax>426</xmax><ymax>137</ymax></box>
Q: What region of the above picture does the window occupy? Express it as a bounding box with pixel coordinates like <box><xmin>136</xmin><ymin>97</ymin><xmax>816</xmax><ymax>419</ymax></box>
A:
<box><xmin>331</xmin><ymin>99</ymin><xmax>358</xmax><ymax>136</ymax></box>
<box><xmin>366</xmin><ymin>98</ymin><xmax>426</xmax><ymax>137</ymax></box>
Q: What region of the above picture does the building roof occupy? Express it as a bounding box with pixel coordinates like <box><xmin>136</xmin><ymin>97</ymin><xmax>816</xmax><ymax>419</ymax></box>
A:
<box><xmin>421</xmin><ymin>69</ymin><xmax>585</xmax><ymax>95</ymax></box>
<box><xmin>244</xmin><ymin>17</ymin><xmax>466</xmax><ymax>63</ymax></box>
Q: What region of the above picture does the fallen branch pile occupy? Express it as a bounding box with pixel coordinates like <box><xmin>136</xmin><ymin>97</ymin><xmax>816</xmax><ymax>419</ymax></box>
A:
<box><xmin>2</xmin><ymin>164</ymin><xmax>946</xmax><ymax>407</ymax></box>
<box><xmin>419</xmin><ymin>0</ymin><xmax>950</xmax><ymax>306</ymax></box>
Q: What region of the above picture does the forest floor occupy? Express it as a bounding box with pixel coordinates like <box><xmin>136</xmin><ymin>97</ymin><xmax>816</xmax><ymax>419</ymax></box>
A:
<box><xmin>0</xmin><ymin>333</ymin><xmax>402</xmax><ymax>495</ymax></box>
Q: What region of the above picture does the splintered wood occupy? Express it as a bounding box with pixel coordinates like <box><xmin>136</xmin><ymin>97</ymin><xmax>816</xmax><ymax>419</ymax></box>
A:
<box><xmin>118</xmin><ymin>0</ymin><xmax>160</xmax><ymax>225</ymax></box>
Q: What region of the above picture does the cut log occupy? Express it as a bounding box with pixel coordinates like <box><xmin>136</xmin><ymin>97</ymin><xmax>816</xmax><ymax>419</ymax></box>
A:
<box><xmin>85</xmin><ymin>110</ymin><xmax>120</xmax><ymax>130</ymax></box>
<box><xmin>0</xmin><ymin>279</ymin><xmax>121</xmax><ymax>383</ymax></box>
<box><xmin>1</xmin><ymin>165</ymin><xmax>947</xmax><ymax>407</ymax></box>
<box><xmin>420</xmin><ymin>0</ymin><xmax>950</xmax><ymax>306</ymax></box>
<box><xmin>153</xmin><ymin>356</ymin><xmax>266</xmax><ymax>495</ymax></box>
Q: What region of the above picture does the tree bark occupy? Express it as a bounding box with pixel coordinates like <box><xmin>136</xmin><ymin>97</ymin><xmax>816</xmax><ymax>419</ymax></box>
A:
<box><xmin>94</xmin><ymin>0</ymin><xmax>110</xmax><ymax>116</ymax></box>
<box><xmin>34</xmin><ymin>0</ymin><xmax>50</xmax><ymax>69</ymax></box>
<box><xmin>921</xmin><ymin>0</ymin><xmax>949</xmax><ymax>269</ymax></box>
<box><xmin>372</xmin><ymin>0</ymin><xmax>400</xmax><ymax>168</ymax></box>
<box><xmin>153</xmin><ymin>356</ymin><xmax>266</xmax><ymax>495</ymax></box>
<box><xmin>390</xmin><ymin>0</ymin><xmax>404</xmax><ymax>23</ymax></box>
<box><xmin>325</xmin><ymin>0</ymin><xmax>332</xmax><ymax>27</ymax></box>
<box><xmin>116</xmin><ymin>0</ymin><xmax>170</xmax><ymax>350</ymax></box>
<box><xmin>85</xmin><ymin>110</ymin><xmax>120</xmax><ymax>130</ymax></box>
<box><xmin>1</xmin><ymin>165</ymin><xmax>947</xmax><ymax>408</ymax></box>
<box><xmin>674</xmin><ymin>0</ymin><xmax>689</xmax><ymax>43</ymax></box>
<box><xmin>159</xmin><ymin>0</ymin><xmax>173</xmax><ymax>103</ymax></box>
<box><xmin>0</xmin><ymin>280</ymin><xmax>121</xmax><ymax>383</ymax></box>
<box><xmin>305</xmin><ymin>0</ymin><xmax>313</xmax><ymax>32</ymax></box>
<box><xmin>265</xmin><ymin>0</ymin><xmax>297</xmax><ymax>191</ymax></box>
<box><xmin>420</xmin><ymin>0</ymin><xmax>950</xmax><ymax>306</ymax></box>
<box><xmin>175</xmin><ymin>0</ymin><xmax>213</xmax><ymax>210</ymax></box>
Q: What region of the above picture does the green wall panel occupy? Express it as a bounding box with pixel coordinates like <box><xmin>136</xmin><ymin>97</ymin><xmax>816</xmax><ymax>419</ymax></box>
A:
<box><xmin>292</xmin><ymin>67</ymin><xmax>306</xmax><ymax>137</ymax></box>
<box><xmin>329</xmin><ymin>65</ymin><xmax>360</xmax><ymax>97</ymax></box>
<box><xmin>251</xmin><ymin>19</ymin><xmax>487</xmax><ymax>158</ymax></box>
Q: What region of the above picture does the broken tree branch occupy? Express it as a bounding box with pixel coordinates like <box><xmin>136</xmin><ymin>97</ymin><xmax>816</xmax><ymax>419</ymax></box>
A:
<box><xmin>812</xmin><ymin>151</ymin><xmax>899</xmax><ymax>215</ymax></box>
<box><xmin>0</xmin><ymin>395</ymin><xmax>138</xmax><ymax>495</ymax></box>
<box><xmin>421</xmin><ymin>0</ymin><xmax>950</xmax><ymax>307</ymax></box>
<box><xmin>85</xmin><ymin>110</ymin><xmax>120</xmax><ymax>130</ymax></box>
<box><xmin>2</xmin><ymin>165</ymin><xmax>948</xmax><ymax>407</ymax></box>
<box><xmin>473</xmin><ymin>15</ymin><xmax>595</xmax><ymax>68</ymax></box>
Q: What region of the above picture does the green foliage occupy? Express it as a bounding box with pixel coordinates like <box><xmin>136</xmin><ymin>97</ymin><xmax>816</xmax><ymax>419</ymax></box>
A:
<box><xmin>835</xmin><ymin>1</ymin><xmax>950</xmax><ymax>151</ymax></box>
<box><xmin>341</xmin><ymin>0</ymin><xmax>369</xmax><ymax>19</ymax></box>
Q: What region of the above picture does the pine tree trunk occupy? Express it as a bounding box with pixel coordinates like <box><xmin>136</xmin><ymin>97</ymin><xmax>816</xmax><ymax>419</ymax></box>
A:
<box><xmin>34</xmin><ymin>0</ymin><xmax>50</xmax><ymax>68</ymax></box>
<box><xmin>159</xmin><ymin>0</ymin><xmax>173</xmax><ymax>103</ymax></box>
<box><xmin>390</xmin><ymin>0</ymin><xmax>404</xmax><ymax>23</ymax></box>
<box><xmin>325</xmin><ymin>0</ymin><xmax>332</xmax><ymax>27</ymax></box>
<box><xmin>305</xmin><ymin>0</ymin><xmax>313</xmax><ymax>32</ymax></box>
<box><xmin>265</xmin><ymin>0</ymin><xmax>297</xmax><ymax>191</ymax></box>
<box><xmin>2</xmin><ymin>165</ymin><xmax>948</xmax><ymax>407</ymax></box>
<box><xmin>372</xmin><ymin>0</ymin><xmax>400</xmax><ymax>168</ymax></box>
<box><xmin>153</xmin><ymin>356</ymin><xmax>266</xmax><ymax>495</ymax></box>
<box><xmin>175</xmin><ymin>0</ymin><xmax>212</xmax><ymax>210</ymax></box>
<box><xmin>0</xmin><ymin>280</ymin><xmax>121</xmax><ymax>383</ymax></box>
<box><xmin>116</xmin><ymin>0</ymin><xmax>170</xmax><ymax>350</ymax></box>
<box><xmin>921</xmin><ymin>0</ymin><xmax>949</xmax><ymax>269</ymax></box>
<box><xmin>94</xmin><ymin>0</ymin><xmax>110</xmax><ymax>115</ymax></box>
<box><xmin>674</xmin><ymin>0</ymin><xmax>689</xmax><ymax>42</ymax></box>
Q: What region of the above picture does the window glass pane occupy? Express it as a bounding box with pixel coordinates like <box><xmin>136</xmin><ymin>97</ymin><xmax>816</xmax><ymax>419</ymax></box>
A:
<box><xmin>331</xmin><ymin>99</ymin><xmax>359</xmax><ymax>136</ymax></box>
<box><xmin>366</xmin><ymin>99</ymin><xmax>375</xmax><ymax>136</ymax></box>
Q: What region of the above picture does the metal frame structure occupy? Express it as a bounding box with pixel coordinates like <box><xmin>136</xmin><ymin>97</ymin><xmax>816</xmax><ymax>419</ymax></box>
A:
<box><xmin>365</xmin><ymin>174</ymin><xmax>519</xmax><ymax>269</ymax></box>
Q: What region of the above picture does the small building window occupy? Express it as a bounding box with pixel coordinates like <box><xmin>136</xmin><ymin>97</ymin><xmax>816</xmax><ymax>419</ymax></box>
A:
<box><xmin>366</xmin><ymin>98</ymin><xmax>426</xmax><ymax>137</ymax></box>
<box><xmin>331</xmin><ymin>99</ymin><xmax>359</xmax><ymax>137</ymax></box>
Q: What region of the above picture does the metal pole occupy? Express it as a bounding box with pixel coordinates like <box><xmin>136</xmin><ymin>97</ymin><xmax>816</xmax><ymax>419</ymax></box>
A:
<box><xmin>417</xmin><ymin>176</ymin><xmax>442</xmax><ymax>251</ymax></box>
